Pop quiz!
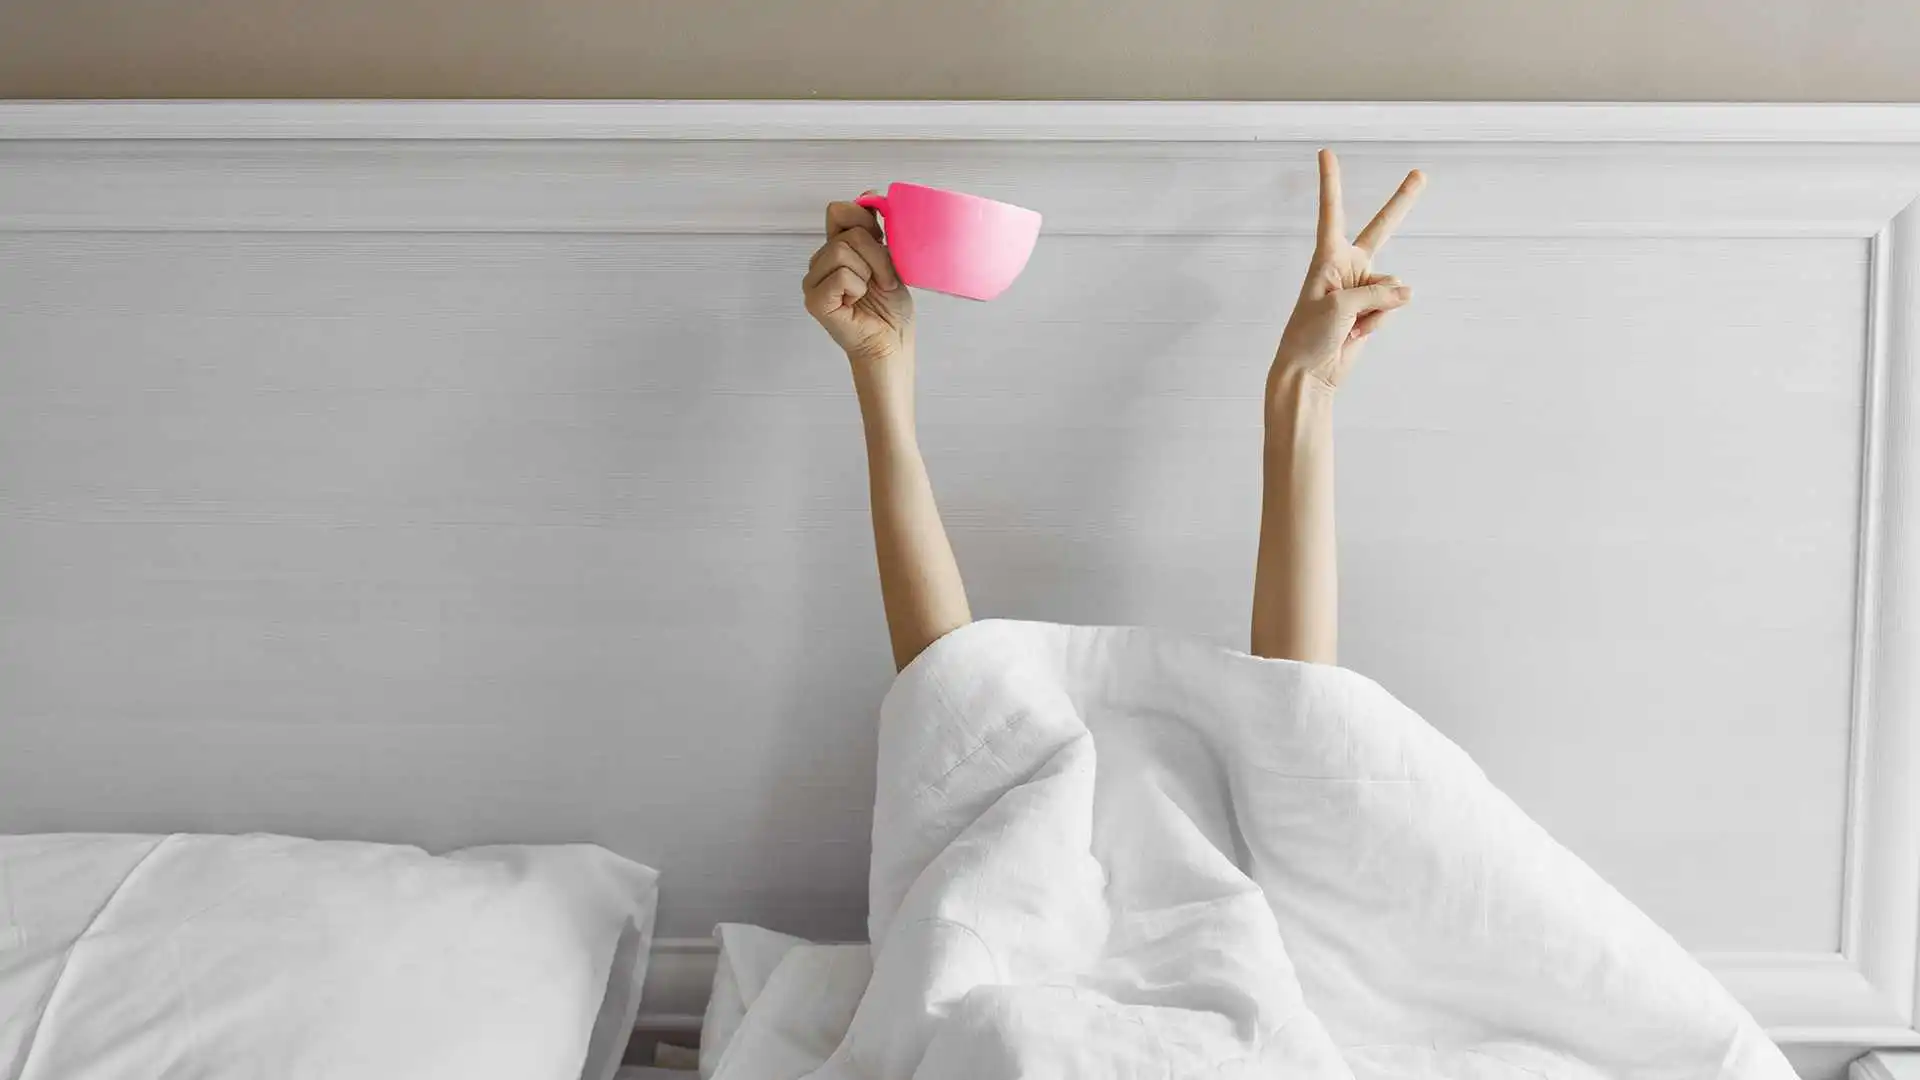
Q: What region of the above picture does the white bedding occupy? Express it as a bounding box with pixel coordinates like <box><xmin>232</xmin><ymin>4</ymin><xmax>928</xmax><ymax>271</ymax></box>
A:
<box><xmin>0</xmin><ymin>833</ymin><xmax>658</xmax><ymax>1080</ymax></box>
<box><xmin>704</xmin><ymin>619</ymin><xmax>1791</xmax><ymax>1080</ymax></box>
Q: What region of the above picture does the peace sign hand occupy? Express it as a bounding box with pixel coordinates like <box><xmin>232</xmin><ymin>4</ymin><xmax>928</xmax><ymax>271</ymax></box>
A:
<box><xmin>1272</xmin><ymin>150</ymin><xmax>1425</xmax><ymax>393</ymax></box>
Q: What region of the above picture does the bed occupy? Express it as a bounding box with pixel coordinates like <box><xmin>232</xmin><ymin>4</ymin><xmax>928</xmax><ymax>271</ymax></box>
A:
<box><xmin>3</xmin><ymin>101</ymin><xmax>1920</xmax><ymax>1077</ymax></box>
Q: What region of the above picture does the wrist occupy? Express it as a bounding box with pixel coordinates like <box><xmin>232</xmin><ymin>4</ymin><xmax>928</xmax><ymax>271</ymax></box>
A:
<box><xmin>852</xmin><ymin>347</ymin><xmax>915</xmax><ymax>423</ymax></box>
<box><xmin>1265</xmin><ymin>363</ymin><xmax>1335</xmax><ymax>420</ymax></box>
<box><xmin>845</xmin><ymin>325</ymin><xmax>913</xmax><ymax>371</ymax></box>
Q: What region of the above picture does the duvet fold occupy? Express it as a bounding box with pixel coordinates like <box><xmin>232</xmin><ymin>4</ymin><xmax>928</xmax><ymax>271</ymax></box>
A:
<box><xmin>709</xmin><ymin>619</ymin><xmax>1790</xmax><ymax>1080</ymax></box>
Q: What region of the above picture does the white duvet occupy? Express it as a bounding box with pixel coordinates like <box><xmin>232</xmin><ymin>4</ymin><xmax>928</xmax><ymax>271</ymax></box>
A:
<box><xmin>707</xmin><ymin>620</ymin><xmax>1792</xmax><ymax>1080</ymax></box>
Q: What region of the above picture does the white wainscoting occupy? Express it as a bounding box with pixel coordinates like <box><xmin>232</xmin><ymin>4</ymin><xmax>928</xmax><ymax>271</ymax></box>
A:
<box><xmin>1</xmin><ymin>103</ymin><xmax>1918</xmax><ymax>1063</ymax></box>
<box><xmin>1854</xmin><ymin>1051</ymin><xmax>1920</xmax><ymax>1080</ymax></box>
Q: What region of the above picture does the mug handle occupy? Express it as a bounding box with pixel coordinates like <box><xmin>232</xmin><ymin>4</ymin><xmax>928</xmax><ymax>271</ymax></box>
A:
<box><xmin>855</xmin><ymin>191</ymin><xmax>889</xmax><ymax>217</ymax></box>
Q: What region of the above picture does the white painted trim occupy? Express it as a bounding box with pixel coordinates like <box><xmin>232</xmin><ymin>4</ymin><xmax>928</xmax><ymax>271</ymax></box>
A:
<box><xmin>1704</xmin><ymin>148</ymin><xmax>1920</xmax><ymax>1065</ymax></box>
<box><xmin>636</xmin><ymin>936</ymin><xmax>718</xmax><ymax>1036</ymax></box>
<box><xmin>3</xmin><ymin>139</ymin><xmax>1918</xmax><ymax>238</ymax></box>
<box><xmin>628</xmin><ymin>941</ymin><xmax>1920</xmax><ymax>1050</ymax></box>
<box><xmin>1844</xmin><ymin>225</ymin><xmax>1893</xmax><ymax>964</ymax></box>
<box><xmin>1703</xmin><ymin>953</ymin><xmax>1894</xmax><ymax>1033</ymax></box>
<box><xmin>1854</xmin><ymin>1051</ymin><xmax>1920</xmax><ymax>1080</ymax></box>
<box><xmin>1848</xmin><ymin>194</ymin><xmax>1920</xmax><ymax>1037</ymax></box>
<box><xmin>6</xmin><ymin>101</ymin><xmax>1920</xmax><ymax>143</ymax></box>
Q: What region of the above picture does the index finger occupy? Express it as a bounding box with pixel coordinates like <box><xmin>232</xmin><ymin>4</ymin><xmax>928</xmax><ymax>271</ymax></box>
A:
<box><xmin>1316</xmin><ymin>149</ymin><xmax>1345</xmax><ymax>251</ymax></box>
<box><xmin>826</xmin><ymin>196</ymin><xmax>883</xmax><ymax>241</ymax></box>
<box><xmin>1354</xmin><ymin>170</ymin><xmax>1426</xmax><ymax>255</ymax></box>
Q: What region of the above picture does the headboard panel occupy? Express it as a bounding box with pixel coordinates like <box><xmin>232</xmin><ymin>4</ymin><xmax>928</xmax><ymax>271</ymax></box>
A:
<box><xmin>2</xmin><ymin>103</ymin><xmax>1918</xmax><ymax>1056</ymax></box>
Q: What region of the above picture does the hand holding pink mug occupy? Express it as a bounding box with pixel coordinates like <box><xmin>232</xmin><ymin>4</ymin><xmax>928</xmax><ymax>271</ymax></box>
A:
<box><xmin>855</xmin><ymin>183</ymin><xmax>1042</xmax><ymax>302</ymax></box>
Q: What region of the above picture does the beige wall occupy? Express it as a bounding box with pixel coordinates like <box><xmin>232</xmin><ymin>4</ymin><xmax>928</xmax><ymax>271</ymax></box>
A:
<box><xmin>2</xmin><ymin>0</ymin><xmax>1918</xmax><ymax>101</ymax></box>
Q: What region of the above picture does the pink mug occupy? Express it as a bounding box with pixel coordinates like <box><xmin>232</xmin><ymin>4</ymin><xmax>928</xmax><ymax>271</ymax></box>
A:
<box><xmin>856</xmin><ymin>183</ymin><xmax>1042</xmax><ymax>301</ymax></box>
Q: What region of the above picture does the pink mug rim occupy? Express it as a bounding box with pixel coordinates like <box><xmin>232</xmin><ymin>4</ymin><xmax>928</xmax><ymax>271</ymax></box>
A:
<box><xmin>857</xmin><ymin>182</ymin><xmax>1041</xmax><ymax>221</ymax></box>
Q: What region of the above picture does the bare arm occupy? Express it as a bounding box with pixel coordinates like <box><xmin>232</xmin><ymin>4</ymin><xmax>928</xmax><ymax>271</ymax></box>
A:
<box><xmin>1253</xmin><ymin>372</ymin><xmax>1339</xmax><ymax>662</ymax></box>
<box><xmin>803</xmin><ymin>199</ymin><xmax>970</xmax><ymax>671</ymax></box>
<box><xmin>1251</xmin><ymin>151</ymin><xmax>1425</xmax><ymax>663</ymax></box>
<box><xmin>854</xmin><ymin>357</ymin><xmax>971</xmax><ymax>670</ymax></box>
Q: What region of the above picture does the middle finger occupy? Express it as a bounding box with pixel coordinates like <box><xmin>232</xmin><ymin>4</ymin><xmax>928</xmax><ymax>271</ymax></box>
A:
<box><xmin>1354</xmin><ymin>170</ymin><xmax>1427</xmax><ymax>255</ymax></box>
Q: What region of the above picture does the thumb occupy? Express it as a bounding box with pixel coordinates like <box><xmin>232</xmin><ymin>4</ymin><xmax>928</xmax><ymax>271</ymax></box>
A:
<box><xmin>1334</xmin><ymin>277</ymin><xmax>1412</xmax><ymax>317</ymax></box>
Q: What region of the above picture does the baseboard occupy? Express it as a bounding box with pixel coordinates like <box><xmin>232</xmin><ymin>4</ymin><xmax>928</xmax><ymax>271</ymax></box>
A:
<box><xmin>634</xmin><ymin>938</ymin><xmax>1920</xmax><ymax>1055</ymax></box>
<box><xmin>1853</xmin><ymin>1051</ymin><xmax>1920</xmax><ymax>1080</ymax></box>
<box><xmin>636</xmin><ymin>937</ymin><xmax>721</xmax><ymax>1040</ymax></box>
<box><xmin>1703</xmin><ymin>951</ymin><xmax>1920</xmax><ymax>1044</ymax></box>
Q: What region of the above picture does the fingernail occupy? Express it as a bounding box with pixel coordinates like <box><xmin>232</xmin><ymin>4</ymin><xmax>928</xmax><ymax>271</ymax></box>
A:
<box><xmin>1394</xmin><ymin>285</ymin><xmax>1412</xmax><ymax>298</ymax></box>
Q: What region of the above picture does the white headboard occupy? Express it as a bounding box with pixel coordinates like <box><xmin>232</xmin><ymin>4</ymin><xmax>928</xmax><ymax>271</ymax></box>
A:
<box><xmin>2</xmin><ymin>102</ymin><xmax>1918</xmax><ymax>1062</ymax></box>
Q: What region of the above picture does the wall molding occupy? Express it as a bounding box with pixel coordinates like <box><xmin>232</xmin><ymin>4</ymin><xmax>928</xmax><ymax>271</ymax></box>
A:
<box><xmin>1854</xmin><ymin>1051</ymin><xmax>1920</xmax><ymax>1080</ymax></box>
<box><xmin>638</xmin><ymin>944</ymin><xmax>1920</xmax><ymax>1050</ymax></box>
<box><xmin>6</xmin><ymin>103</ymin><xmax>1920</xmax><ymax>238</ymax></box>
<box><xmin>6</xmin><ymin>100</ymin><xmax>1918</xmax><ymax>1059</ymax></box>
<box><xmin>641</xmin><ymin>945</ymin><xmax>1920</xmax><ymax>1045</ymax></box>
<box><xmin>634</xmin><ymin>937</ymin><xmax>718</xmax><ymax>1040</ymax></box>
<box><xmin>1845</xmin><ymin>189</ymin><xmax>1920</xmax><ymax>1048</ymax></box>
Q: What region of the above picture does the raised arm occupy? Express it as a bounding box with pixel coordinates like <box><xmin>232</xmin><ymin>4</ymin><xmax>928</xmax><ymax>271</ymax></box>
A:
<box><xmin>803</xmin><ymin>198</ymin><xmax>971</xmax><ymax>671</ymax></box>
<box><xmin>1251</xmin><ymin>151</ymin><xmax>1425</xmax><ymax>663</ymax></box>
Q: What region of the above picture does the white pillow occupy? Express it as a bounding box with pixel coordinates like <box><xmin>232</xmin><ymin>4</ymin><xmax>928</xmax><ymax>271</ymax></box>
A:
<box><xmin>0</xmin><ymin>833</ymin><xmax>657</xmax><ymax>1080</ymax></box>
